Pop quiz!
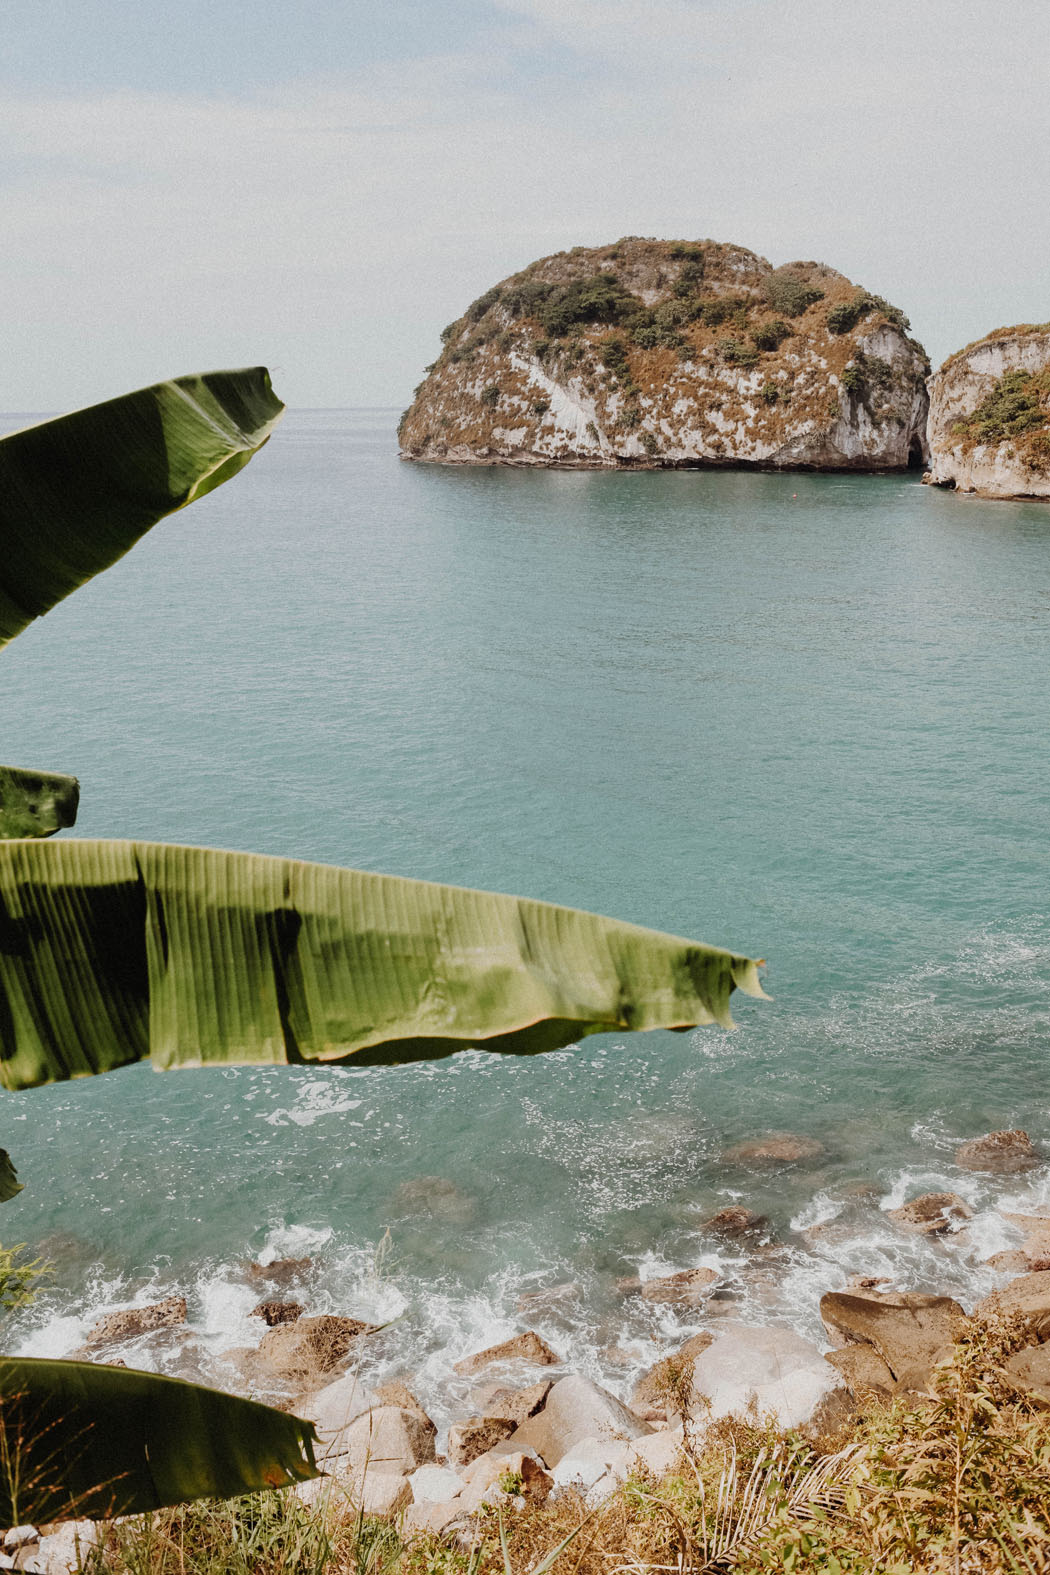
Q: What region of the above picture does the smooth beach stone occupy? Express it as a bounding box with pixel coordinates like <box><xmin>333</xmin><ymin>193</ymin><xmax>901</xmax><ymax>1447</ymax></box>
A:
<box><xmin>1004</xmin><ymin>1342</ymin><xmax>1050</xmax><ymax>1408</ymax></box>
<box><xmin>408</xmin><ymin>1463</ymin><xmax>466</xmax><ymax>1503</ymax></box>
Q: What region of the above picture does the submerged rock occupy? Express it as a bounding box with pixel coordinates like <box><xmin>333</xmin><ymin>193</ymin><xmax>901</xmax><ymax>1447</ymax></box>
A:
<box><xmin>639</xmin><ymin>1267</ymin><xmax>718</xmax><ymax>1305</ymax></box>
<box><xmin>400</xmin><ymin>238</ymin><xmax>929</xmax><ymax>472</ymax></box>
<box><xmin>250</xmin><ymin>1314</ymin><xmax>378</xmax><ymax>1385</ymax></box>
<box><xmin>703</xmin><ymin>1205</ymin><xmax>770</xmax><ymax>1238</ymax></box>
<box><xmin>723</xmin><ymin>1133</ymin><xmax>825</xmax><ymax>1165</ymax></box>
<box><xmin>928</xmin><ymin>326</ymin><xmax>1050</xmax><ymax>499</ymax></box>
<box><xmin>247</xmin><ymin>1256</ymin><xmax>313</xmax><ymax>1287</ymax></box>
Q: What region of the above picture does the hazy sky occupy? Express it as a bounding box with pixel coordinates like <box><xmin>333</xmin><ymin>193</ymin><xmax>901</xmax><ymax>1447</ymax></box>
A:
<box><xmin>4</xmin><ymin>0</ymin><xmax>1048</xmax><ymax>412</ymax></box>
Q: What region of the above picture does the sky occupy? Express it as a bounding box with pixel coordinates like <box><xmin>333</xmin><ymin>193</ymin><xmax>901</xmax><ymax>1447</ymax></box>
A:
<box><xmin>3</xmin><ymin>0</ymin><xmax>1048</xmax><ymax>412</ymax></box>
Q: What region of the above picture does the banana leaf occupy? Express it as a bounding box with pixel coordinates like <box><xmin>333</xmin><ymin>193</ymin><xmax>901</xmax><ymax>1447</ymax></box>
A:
<box><xmin>0</xmin><ymin>839</ymin><xmax>766</xmax><ymax>1092</ymax></box>
<box><xmin>0</xmin><ymin>1150</ymin><xmax>20</xmax><ymax>1202</ymax></box>
<box><xmin>0</xmin><ymin>368</ymin><xmax>284</xmax><ymax>650</ymax></box>
<box><xmin>0</xmin><ymin>766</ymin><xmax>80</xmax><ymax>840</ymax></box>
<box><xmin>0</xmin><ymin>1357</ymin><xmax>318</xmax><ymax>1522</ymax></box>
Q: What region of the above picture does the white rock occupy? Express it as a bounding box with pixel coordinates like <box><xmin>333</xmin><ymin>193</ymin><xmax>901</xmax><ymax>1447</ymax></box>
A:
<box><xmin>689</xmin><ymin>1323</ymin><xmax>845</xmax><ymax>1431</ymax></box>
<box><xmin>2</xmin><ymin>1529</ymin><xmax>37</xmax><ymax>1551</ymax></box>
<box><xmin>627</xmin><ymin>1424</ymin><xmax>685</xmax><ymax>1478</ymax></box>
<box><xmin>495</xmin><ymin>1374</ymin><xmax>652</xmax><ymax>1468</ymax></box>
<box><xmin>928</xmin><ymin>328</ymin><xmax>1050</xmax><ymax>499</ymax></box>
<box><xmin>408</xmin><ymin>1464</ymin><xmax>465</xmax><ymax>1504</ymax></box>
<box><xmin>551</xmin><ymin>1437</ymin><xmax>630</xmax><ymax>1491</ymax></box>
<box><xmin>334</xmin><ymin>1405</ymin><xmax>435</xmax><ymax>1475</ymax></box>
<box><xmin>300</xmin><ymin>1373</ymin><xmax>379</xmax><ymax>1454</ymax></box>
<box><xmin>30</xmin><ymin>1521</ymin><xmax>100</xmax><ymax>1575</ymax></box>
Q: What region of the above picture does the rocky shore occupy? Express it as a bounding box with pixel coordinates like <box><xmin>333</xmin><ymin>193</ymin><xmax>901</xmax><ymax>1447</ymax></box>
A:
<box><xmin>12</xmin><ymin>1128</ymin><xmax>1049</xmax><ymax>1571</ymax></box>
<box><xmin>925</xmin><ymin>323</ymin><xmax>1050</xmax><ymax>499</ymax></box>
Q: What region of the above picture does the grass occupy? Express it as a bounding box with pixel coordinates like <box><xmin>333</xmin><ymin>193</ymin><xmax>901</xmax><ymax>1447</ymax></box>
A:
<box><xmin>64</xmin><ymin>1313</ymin><xmax>1050</xmax><ymax>1574</ymax></box>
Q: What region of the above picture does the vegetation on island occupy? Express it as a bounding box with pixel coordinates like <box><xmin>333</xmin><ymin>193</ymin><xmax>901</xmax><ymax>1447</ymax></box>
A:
<box><xmin>951</xmin><ymin>365</ymin><xmax>1050</xmax><ymax>469</ymax></box>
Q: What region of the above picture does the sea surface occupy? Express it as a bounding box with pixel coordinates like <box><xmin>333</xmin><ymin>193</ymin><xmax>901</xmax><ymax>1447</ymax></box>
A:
<box><xmin>3</xmin><ymin>407</ymin><xmax>1050</xmax><ymax>1427</ymax></box>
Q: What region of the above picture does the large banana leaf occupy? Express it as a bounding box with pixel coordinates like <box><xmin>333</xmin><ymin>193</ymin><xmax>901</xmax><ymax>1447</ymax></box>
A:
<box><xmin>0</xmin><ymin>368</ymin><xmax>284</xmax><ymax>650</ymax></box>
<box><xmin>0</xmin><ymin>766</ymin><xmax>79</xmax><ymax>840</ymax></box>
<box><xmin>0</xmin><ymin>839</ymin><xmax>766</xmax><ymax>1092</ymax></box>
<box><xmin>0</xmin><ymin>1357</ymin><xmax>318</xmax><ymax>1522</ymax></box>
<box><xmin>0</xmin><ymin>1150</ymin><xmax>20</xmax><ymax>1202</ymax></box>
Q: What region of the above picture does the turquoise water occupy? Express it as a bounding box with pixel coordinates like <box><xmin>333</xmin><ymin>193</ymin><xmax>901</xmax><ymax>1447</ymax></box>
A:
<box><xmin>3</xmin><ymin>409</ymin><xmax>1050</xmax><ymax>1416</ymax></box>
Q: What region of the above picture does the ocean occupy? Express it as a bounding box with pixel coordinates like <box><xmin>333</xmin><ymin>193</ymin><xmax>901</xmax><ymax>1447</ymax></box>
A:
<box><xmin>3</xmin><ymin>407</ymin><xmax>1049</xmax><ymax>1431</ymax></box>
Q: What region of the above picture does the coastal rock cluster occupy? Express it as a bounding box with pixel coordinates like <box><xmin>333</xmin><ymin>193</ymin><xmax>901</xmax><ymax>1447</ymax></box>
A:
<box><xmin>14</xmin><ymin>1126</ymin><xmax>1046</xmax><ymax>1568</ymax></box>
<box><xmin>926</xmin><ymin>323</ymin><xmax>1050</xmax><ymax>498</ymax></box>
<box><xmin>399</xmin><ymin>238</ymin><xmax>931</xmax><ymax>472</ymax></box>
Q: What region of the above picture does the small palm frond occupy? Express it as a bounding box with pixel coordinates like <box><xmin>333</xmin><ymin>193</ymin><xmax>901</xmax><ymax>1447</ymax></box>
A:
<box><xmin>695</xmin><ymin>1441</ymin><xmax>864</xmax><ymax>1571</ymax></box>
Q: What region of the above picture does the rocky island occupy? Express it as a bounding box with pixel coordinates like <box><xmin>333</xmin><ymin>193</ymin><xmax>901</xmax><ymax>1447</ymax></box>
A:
<box><xmin>399</xmin><ymin>237</ymin><xmax>931</xmax><ymax>472</ymax></box>
<box><xmin>927</xmin><ymin>323</ymin><xmax>1050</xmax><ymax>499</ymax></box>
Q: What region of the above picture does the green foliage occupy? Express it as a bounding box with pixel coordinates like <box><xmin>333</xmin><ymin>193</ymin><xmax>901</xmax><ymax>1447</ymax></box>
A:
<box><xmin>502</xmin><ymin>278</ymin><xmax>555</xmax><ymax>317</ymax></box>
<box><xmin>535</xmin><ymin>274</ymin><xmax>641</xmax><ymax>338</ymax></box>
<box><xmin>598</xmin><ymin>336</ymin><xmax>631</xmax><ymax>379</ymax></box>
<box><xmin>479</xmin><ymin>384</ymin><xmax>500</xmax><ymax>409</ymax></box>
<box><xmin>826</xmin><ymin>297</ymin><xmax>869</xmax><ymax>335</ymax></box>
<box><xmin>952</xmin><ymin>368</ymin><xmax>1050</xmax><ymax>446</ymax></box>
<box><xmin>840</xmin><ymin>363</ymin><xmax>864</xmax><ymax>394</ymax></box>
<box><xmin>760</xmin><ymin>382</ymin><xmax>780</xmax><ymax>405</ymax></box>
<box><xmin>668</xmin><ymin>242</ymin><xmax>704</xmax><ymax>260</ymax></box>
<box><xmin>0</xmin><ymin>1244</ymin><xmax>48</xmax><ymax>1313</ymax></box>
<box><xmin>762</xmin><ymin>271</ymin><xmax>825</xmax><ymax>318</ymax></box>
<box><xmin>640</xmin><ymin>432</ymin><xmax>659</xmax><ymax>456</ymax></box>
<box><xmin>718</xmin><ymin>338</ymin><xmax>760</xmax><ymax>368</ymax></box>
<box><xmin>632</xmin><ymin>323</ymin><xmax>685</xmax><ymax>351</ymax></box>
<box><xmin>466</xmin><ymin>287</ymin><xmax>502</xmax><ymax>323</ymax></box>
<box><xmin>750</xmin><ymin>319</ymin><xmax>791</xmax><ymax>352</ymax></box>
<box><xmin>532</xmin><ymin>338</ymin><xmax>551</xmax><ymax>360</ymax></box>
<box><xmin>618</xmin><ymin>405</ymin><xmax>641</xmax><ymax>431</ymax></box>
<box><xmin>439</xmin><ymin>322</ymin><xmax>459</xmax><ymax>344</ymax></box>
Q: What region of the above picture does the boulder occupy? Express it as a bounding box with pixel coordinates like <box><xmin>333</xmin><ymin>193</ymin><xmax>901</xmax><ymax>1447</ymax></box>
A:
<box><xmin>632</xmin><ymin>1332</ymin><xmax>715</xmax><ymax>1413</ymax></box>
<box><xmin>448</xmin><ymin>1417</ymin><xmax>517</xmax><ymax>1469</ymax></box>
<box><xmin>85</xmin><ymin>1295</ymin><xmax>187</xmax><ymax>1346</ymax></box>
<box><xmin>976</xmin><ymin>1269</ymin><xmax>1050</xmax><ymax>1338</ymax></box>
<box><xmin>28</xmin><ymin>1521</ymin><xmax>100</xmax><ymax>1575</ymax></box>
<box><xmin>984</xmin><ymin>1249</ymin><xmax>1050</xmax><ymax>1274</ymax></box>
<box><xmin>402</xmin><ymin>1499</ymin><xmax>470</xmax><ymax>1537</ymax></box>
<box><xmin>409</xmin><ymin>1464</ymin><xmax>467</xmax><ymax>1503</ymax></box>
<box><xmin>335</xmin><ymin>1405</ymin><xmax>436</xmax><ymax>1475</ymax></box>
<box><xmin>639</xmin><ymin>1268</ymin><xmax>718</xmax><ymax>1306</ymax></box>
<box><xmin>253</xmin><ymin>1315</ymin><xmax>378</xmax><ymax>1384</ymax></box>
<box><xmin>457</xmin><ymin>1451</ymin><xmax>552</xmax><ymax>1514</ymax></box>
<box><xmin>820</xmin><ymin>1289</ymin><xmax>966</xmax><ymax>1390</ymax></box>
<box><xmin>251</xmin><ymin>1301</ymin><xmax>303</xmax><ymax>1327</ymax></box>
<box><xmin>955</xmin><ymin>1129</ymin><xmax>1040</xmax><ymax>1174</ymax></box>
<box><xmin>723</xmin><ymin>1134</ymin><xmax>825</xmax><ymax>1165</ymax></box>
<box><xmin>551</xmin><ymin>1436</ymin><xmax>630</xmax><ymax>1492</ymax></box>
<box><xmin>885</xmin><ymin>1193</ymin><xmax>973</xmax><ymax>1236</ymax></box>
<box><xmin>248</xmin><ymin>1256</ymin><xmax>313</xmax><ymax>1287</ymax></box>
<box><xmin>1004</xmin><ymin>1342</ymin><xmax>1050</xmax><ymax>1408</ymax></box>
<box><xmin>469</xmin><ymin>1379</ymin><xmax>553</xmax><ymax>1426</ymax></box>
<box><xmin>453</xmin><ymin>1330</ymin><xmax>562</xmax><ymax>1376</ymax></box>
<box><xmin>374</xmin><ymin>1379</ymin><xmax>429</xmax><ymax>1415</ymax></box>
<box><xmin>627</xmin><ymin>1424</ymin><xmax>685</xmax><ymax>1478</ymax></box>
<box><xmin>300</xmin><ymin>1373</ymin><xmax>379</xmax><ymax>1453</ymax></box>
<box><xmin>689</xmin><ymin>1323</ymin><xmax>844</xmax><ymax>1430</ymax></box>
<box><xmin>823</xmin><ymin>1343</ymin><xmax>896</xmax><ymax>1399</ymax></box>
<box><xmin>3</xmin><ymin>1527</ymin><xmax>38</xmax><ymax>1551</ymax></box>
<box><xmin>357</xmin><ymin>1472</ymin><xmax>413</xmax><ymax>1518</ymax></box>
<box><xmin>703</xmin><ymin>1206</ymin><xmax>769</xmax><ymax>1238</ymax></box>
<box><xmin>491</xmin><ymin>1374</ymin><xmax>652</xmax><ymax>1468</ymax></box>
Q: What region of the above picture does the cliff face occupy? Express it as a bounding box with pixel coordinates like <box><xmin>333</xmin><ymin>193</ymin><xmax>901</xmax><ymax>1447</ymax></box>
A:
<box><xmin>927</xmin><ymin>326</ymin><xmax>1050</xmax><ymax>499</ymax></box>
<box><xmin>399</xmin><ymin>238</ymin><xmax>930</xmax><ymax>472</ymax></box>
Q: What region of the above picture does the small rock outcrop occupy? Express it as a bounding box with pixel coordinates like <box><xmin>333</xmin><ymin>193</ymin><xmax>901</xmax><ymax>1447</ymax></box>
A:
<box><xmin>820</xmin><ymin>1288</ymin><xmax>966</xmax><ymax>1391</ymax></box>
<box><xmin>453</xmin><ymin>1330</ymin><xmax>562</xmax><ymax>1376</ymax></box>
<box><xmin>885</xmin><ymin>1193</ymin><xmax>974</xmax><ymax>1236</ymax></box>
<box><xmin>955</xmin><ymin>1129</ymin><xmax>1041</xmax><ymax>1174</ymax></box>
<box><xmin>84</xmin><ymin>1295</ymin><xmax>187</xmax><ymax>1347</ymax></box>
<box><xmin>400</xmin><ymin>239</ymin><xmax>929</xmax><ymax>472</ymax></box>
<box><xmin>927</xmin><ymin>325</ymin><xmax>1050</xmax><ymax>498</ymax></box>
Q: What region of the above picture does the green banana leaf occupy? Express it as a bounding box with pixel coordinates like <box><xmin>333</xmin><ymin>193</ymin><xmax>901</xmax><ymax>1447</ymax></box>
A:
<box><xmin>0</xmin><ymin>1150</ymin><xmax>21</xmax><ymax>1202</ymax></box>
<box><xmin>0</xmin><ymin>368</ymin><xmax>284</xmax><ymax>650</ymax></box>
<box><xmin>0</xmin><ymin>839</ymin><xmax>766</xmax><ymax>1092</ymax></box>
<box><xmin>0</xmin><ymin>766</ymin><xmax>80</xmax><ymax>840</ymax></box>
<box><xmin>0</xmin><ymin>1357</ymin><xmax>318</xmax><ymax>1522</ymax></box>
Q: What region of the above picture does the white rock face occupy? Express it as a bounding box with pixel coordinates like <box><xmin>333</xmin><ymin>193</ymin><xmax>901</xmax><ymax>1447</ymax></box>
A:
<box><xmin>689</xmin><ymin>1322</ymin><xmax>845</xmax><ymax>1431</ymax></box>
<box><xmin>928</xmin><ymin>328</ymin><xmax>1050</xmax><ymax>499</ymax></box>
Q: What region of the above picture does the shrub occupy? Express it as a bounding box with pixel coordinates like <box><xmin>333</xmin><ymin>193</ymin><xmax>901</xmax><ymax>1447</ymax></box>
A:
<box><xmin>439</xmin><ymin>322</ymin><xmax>459</xmax><ymax>344</ymax></box>
<box><xmin>618</xmin><ymin>405</ymin><xmax>641</xmax><ymax>430</ymax></box>
<box><xmin>718</xmin><ymin>337</ymin><xmax>760</xmax><ymax>367</ymax></box>
<box><xmin>530</xmin><ymin>399</ymin><xmax>549</xmax><ymax>417</ymax></box>
<box><xmin>502</xmin><ymin>277</ymin><xmax>555</xmax><ymax>317</ymax></box>
<box><xmin>750</xmin><ymin>318</ymin><xmax>791</xmax><ymax>352</ymax></box>
<box><xmin>840</xmin><ymin>362</ymin><xmax>864</xmax><ymax>394</ymax></box>
<box><xmin>760</xmin><ymin>381</ymin><xmax>780</xmax><ymax>405</ymax></box>
<box><xmin>952</xmin><ymin>368</ymin><xmax>1050</xmax><ymax>445</ymax></box>
<box><xmin>632</xmin><ymin>324</ymin><xmax>685</xmax><ymax>351</ymax></box>
<box><xmin>762</xmin><ymin>270</ymin><xmax>825</xmax><ymax>317</ymax></box>
<box><xmin>640</xmin><ymin>431</ymin><xmax>660</xmax><ymax>456</ymax></box>
<box><xmin>599</xmin><ymin>335</ymin><xmax>631</xmax><ymax>379</ymax></box>
<box><xmin>466</xmin><ymin>286</ymin><xmax>502</xmax><ymax>323</ymax></box>
<box><xmin>479</xmin><ymin>384</ymin><xmax>500</xmax><ymax>409</ymax></box>
<box><xmin>537</xmin><ymin>274</ymin><xmax>641</xmax><ymax>337</ymax></box>
<box><xmin>827</xmin><ymin>298</ymin><xmax>866</xmax><ymax>335</ymax></box>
